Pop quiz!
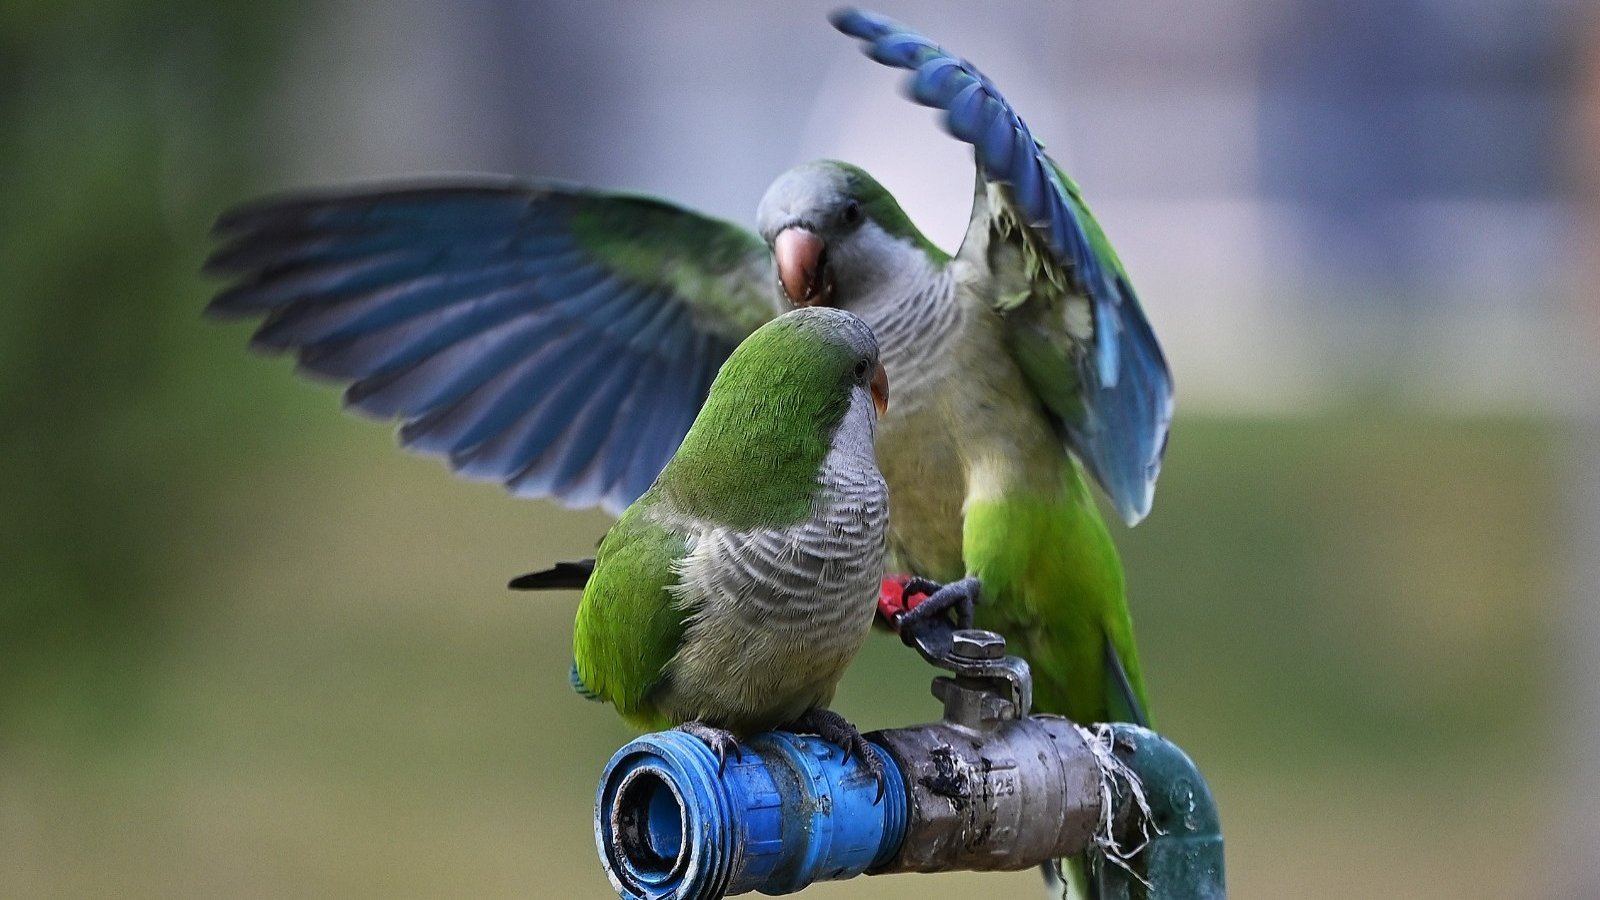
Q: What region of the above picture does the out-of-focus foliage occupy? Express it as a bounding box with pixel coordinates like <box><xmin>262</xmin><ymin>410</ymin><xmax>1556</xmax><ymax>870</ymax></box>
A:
<box><xmin>1</xmin><ymin>412</ymin><xmax>1559</xmax><ymax>898</ymax></box>
<box><xmin>0</xmin><ymin>1</ymin><xmax>306</xmax><ymax>727</ymax></box>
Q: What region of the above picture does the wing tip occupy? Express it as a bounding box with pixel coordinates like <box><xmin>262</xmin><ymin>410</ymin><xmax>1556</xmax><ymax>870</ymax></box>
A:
<box><xmin>828</xmin><ymin>7</ymin><xmax>878</xmax><ymax>36</ymax></box>
<box><xmin>569</xmin><ymin>660</ymin><xmax>604</xmax><ymax>702</ymax></box>
<box><xmin>1115</xmin><ymin>484</ymin><xmax>1155</xmax><ymax>528</ymax></box>
<box><xmin>202</xmin><ymin>297</ymin><xmax>254</xmax><ymax>321</ymax></box>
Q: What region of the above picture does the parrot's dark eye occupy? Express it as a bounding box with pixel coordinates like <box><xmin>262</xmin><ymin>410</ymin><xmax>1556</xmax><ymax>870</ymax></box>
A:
<box><xmin>842</xmin><ymin>201</ymin><xmax>863</xmax><ymax>226</ymax></box>
<box><xmin>853</xmin><ymin>359</ymin><xmax>870</xmax><ymax>380</ymax></box>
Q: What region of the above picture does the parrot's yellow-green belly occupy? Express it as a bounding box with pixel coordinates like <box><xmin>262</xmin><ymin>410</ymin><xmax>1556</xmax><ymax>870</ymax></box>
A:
<box><xmin>869</xmin><ymin>290</ymin><xmax>1148</xmax><ymax>725</ymax></box>
<box><xmin>874</xmin><ymin>295</ymin><xmax>1065</xmax><ymax>582</ymax></box>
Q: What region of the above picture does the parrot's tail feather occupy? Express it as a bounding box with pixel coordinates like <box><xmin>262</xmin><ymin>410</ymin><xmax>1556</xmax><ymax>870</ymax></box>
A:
<box><xmin>509</xmin><ymin>558</ymin><xmax>595</xmax><ymax>590</ymax></box>
<box><xmin>1039</xmin><ymin>860</ymin><xmax>1060</xmax><ymax>893</ymax></box>
<box><xmin>1081</xmin><ymin>722</ymin><xmax>1158</xmax><ymax>888</ymax></box>
<box><xmin>1104</xmin><ymin>636</ymin><xmax>1150</xmax><ymax>728</ymax></box>
<box><xmin>1044</xmin><ymin>857</ymin><xmax>1089</xmax><ymax>900</ymax></box>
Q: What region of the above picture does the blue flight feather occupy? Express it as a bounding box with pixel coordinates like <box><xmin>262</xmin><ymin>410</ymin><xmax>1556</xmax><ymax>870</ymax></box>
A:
<box><xmin>297</xmin><ymin>284</ymin><xmax>541</xmax><ymax>381</ymax></box>
<box><xmin>398</xmin><ymin>326</ymin><xmax>594</xmax><ymax>456</ymax></box>
<box><xmin>509</xmin><ymin>351</ymin><xmax>646</xmax><ymax>505</ymax></box>
<box><xmin>620</xmin><ymin>333</ymin><xmax>714</xmax><ymax>502</ymax></box>
<box><xmin>452</xmin><ymin>350</ymin><xmax>617</xmax><ymax>483</ymax></box>
<box><xmin>587</xmin><ymin>354</ymin><xmax>673</xmax><ymax>499</ymax></box>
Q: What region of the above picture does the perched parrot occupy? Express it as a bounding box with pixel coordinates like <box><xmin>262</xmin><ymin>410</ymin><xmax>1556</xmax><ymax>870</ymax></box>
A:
<box><xmin>571</xmin><ymin>306</ymin><xmax>890</xmax><ymax>780</ymax></box>
<box><xmin>812</xmin><ymin>10</ymin><xmax>1170</xmax><ymax>729</ymax></box>
<box><xmin>206</xmin><ymin>10</ymin><xmax>1171</xmax><ymax>882</ymax></box>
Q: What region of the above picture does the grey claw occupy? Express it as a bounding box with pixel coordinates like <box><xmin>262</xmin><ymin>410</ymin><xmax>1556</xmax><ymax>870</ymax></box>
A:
<box><xmin>898</xmin><ymin>576</ymin><xmax>981</xmax><ymax>639</ymax></box>
<box><xmin>785</xmin><ymin>708</ymin><xmax>888</xmax><ymax>805</ymax></box>
<box><xmin>855</xmin><ymin>735</ymin><xmax>888</xmax><ymax>804</ymax></box>
<box><xmin>678</xmin><ymin>721</ymin><xmax>744</xmax><ymax>775</ymax></box>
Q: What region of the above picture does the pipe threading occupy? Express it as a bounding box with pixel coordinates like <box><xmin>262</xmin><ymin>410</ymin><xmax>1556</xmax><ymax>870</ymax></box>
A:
<box><xmin>598</xmin><ymin>733</ymin><xmax>745</xmax><ymax>900</ymax></box>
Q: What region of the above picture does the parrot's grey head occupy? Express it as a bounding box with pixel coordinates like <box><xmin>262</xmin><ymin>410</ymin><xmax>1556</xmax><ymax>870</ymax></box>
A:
<box><xmin>756</xmin><ymin>160</ymin><xmax>943</xmax><ymax>312</ymax></box>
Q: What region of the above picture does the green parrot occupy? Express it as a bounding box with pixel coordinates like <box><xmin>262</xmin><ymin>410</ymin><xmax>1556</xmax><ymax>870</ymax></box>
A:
<box><xmin>570</xmin><ymin>306</ymin><xmax>892</xmax><ymax>782</ymax></box>
<box><xmin>805</xmin><ymin>10</ymin><xmax>1169</xmax><ymax>729</ymax></box>
<box><xmin>780</xmin><ymin>17</ymin><xmax>1170</xmax><ymax>894</ymax></box>
<box><xmin>205</xmin><ymin>11</ymin><xmax>1170</xmax><ymax>877</ymax></box>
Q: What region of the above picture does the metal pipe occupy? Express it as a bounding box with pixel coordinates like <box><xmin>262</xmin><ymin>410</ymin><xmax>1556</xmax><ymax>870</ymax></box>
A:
<box><xmin>591</xmin><ymin>627</ymin><xmax>1225</xmax><ymax>899</ymax></box>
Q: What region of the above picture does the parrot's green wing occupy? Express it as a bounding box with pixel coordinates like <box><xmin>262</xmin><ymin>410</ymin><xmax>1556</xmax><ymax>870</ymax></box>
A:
<box><xmin>571</xmin><ymin>501</ymin><xmax>690</xmax><ymax>730</ymax></box>
<box><xmin>206</xmin><ymin>177</ymin><xmax>775</xmax><ymax>515</ymax></box>
<box><xmin>832</xmin><ymin>9</ymin><xmax>1174</xmax><ymax>527</ymax></box>
<box><xmin>972</xmin><ymin>160</ymin><xmax>1173</xmax><ymax>529</ymax></box>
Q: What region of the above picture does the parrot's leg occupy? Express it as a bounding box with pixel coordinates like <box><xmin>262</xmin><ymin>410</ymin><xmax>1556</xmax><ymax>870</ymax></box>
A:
<box><xmin>677</xmin><ymin>720</ymin><xmax>744</xmax><ymax>774</ymax></box>
<box><xmin>785</xmin><ymin>708</ymin><xmax>887</xmax><ymax>803</ymax></box>
<box><xmin>895</xmin><ymin>576</ymin><xmax>981</xmax><ymax>641</ymax></box>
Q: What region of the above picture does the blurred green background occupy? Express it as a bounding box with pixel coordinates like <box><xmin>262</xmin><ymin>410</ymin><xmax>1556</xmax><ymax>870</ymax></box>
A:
<box><xmin>2</xmin><ymin>2</ymin><xmax>1593</xmax><ymax>898</ymax></box>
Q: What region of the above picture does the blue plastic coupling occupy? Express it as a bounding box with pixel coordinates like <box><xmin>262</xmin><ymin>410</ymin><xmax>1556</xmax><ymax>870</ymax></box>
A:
<box><xmin>595</xmin><ymin>730</ymin><xmax>907</xmax><ymax>899</ymax></box>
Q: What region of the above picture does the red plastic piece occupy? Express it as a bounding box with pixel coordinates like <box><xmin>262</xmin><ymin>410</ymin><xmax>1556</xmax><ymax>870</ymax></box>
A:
<box><xmin>877</xmin><ymin>575</ymin><xmax>931</xmax><ymax>631</ymax></box>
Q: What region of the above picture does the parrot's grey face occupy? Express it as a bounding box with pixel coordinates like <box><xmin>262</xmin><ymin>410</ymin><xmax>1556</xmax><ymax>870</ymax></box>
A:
<box><xmin>757</xmin><ymin>162</ymin><xmax>913</xmax><ymax>313</ymax></box>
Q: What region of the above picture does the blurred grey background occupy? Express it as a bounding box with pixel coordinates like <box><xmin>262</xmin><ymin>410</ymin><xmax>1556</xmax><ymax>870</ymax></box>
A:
<box><xmin>3</xmin><ymin>1</ymin><xmax>1597</xmax><ymax>897</ymax></box>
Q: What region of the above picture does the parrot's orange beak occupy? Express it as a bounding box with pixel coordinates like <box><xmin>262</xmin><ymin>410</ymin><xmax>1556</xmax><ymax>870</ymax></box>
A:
<box><xmin>774</xmin><ymin>227</ymin><xmax>832</xmax><ymax>307</ymax></box>
<box><xmin>870</xmin><ymin>361</ymin><xmax>889</xmax><ymax>417</ymax></box>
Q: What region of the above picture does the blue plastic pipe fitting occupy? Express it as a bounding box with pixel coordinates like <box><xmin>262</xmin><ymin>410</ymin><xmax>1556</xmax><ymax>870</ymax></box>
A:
<box><xmin>595</xmin><ymin>730</ymin><xmax>906</xmax><ymax>900</ymax></box>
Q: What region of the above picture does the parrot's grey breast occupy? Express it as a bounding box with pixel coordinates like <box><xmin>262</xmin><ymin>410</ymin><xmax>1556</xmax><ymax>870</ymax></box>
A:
<box><xmin>856</xmin><ymin>266</ymin><xmax>971</xmax><ymax>580</ymax></box>
<box><xmin>857</xmin><ymin>255</ymin><xmax>1065</xmax><ymax>581</ymax></box>
<box><xmin>655</xmin><ymin>391</ymin><xmax>888</xmax><ymax>734</ymax></box>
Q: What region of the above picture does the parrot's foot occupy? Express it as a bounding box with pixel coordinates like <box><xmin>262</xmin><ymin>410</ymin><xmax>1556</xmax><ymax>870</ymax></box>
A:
<box><xmin>894</xmin><ymin>576</ymin><xmax>981</xmax><ymax>645</ymax></box>
<box><xmin>677</xmin><ymin>720</ymin><xmax>744</xmax><ymax>774</ymax></box>
<box><xmin>785</xmin><ymin>708</ymin><xmax>886</xmax><ymax>803</ymax></box>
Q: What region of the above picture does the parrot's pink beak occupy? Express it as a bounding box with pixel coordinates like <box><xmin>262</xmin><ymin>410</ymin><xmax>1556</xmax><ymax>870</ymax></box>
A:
<box><xmin>774</xmin><ymin>227</ymin><xmax>833</xmax><ymax>307</ymax></box>
<box><xmin>870</xmin><ymin>361</ymin><xmax>889</xmax><ymax>417</ymax></box>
